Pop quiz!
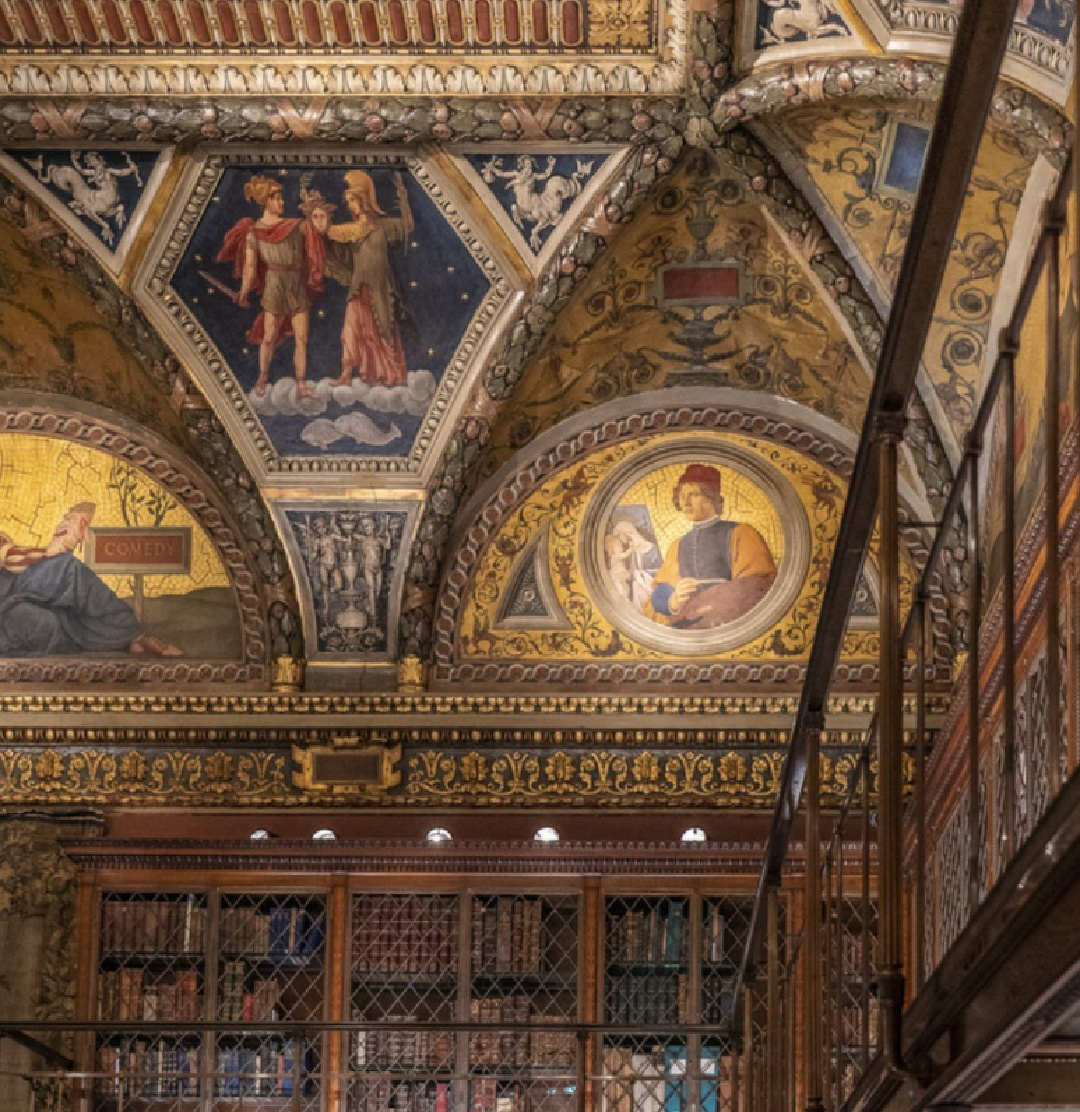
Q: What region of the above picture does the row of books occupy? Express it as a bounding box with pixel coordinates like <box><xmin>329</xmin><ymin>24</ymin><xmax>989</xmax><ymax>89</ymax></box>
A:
<box><xmin>219</xmin><ymin>961</ymin><xmax>284</xmax><ymax>1022</ymax></box>
<box><xmin>220</xmin><ymin>903</ymin><xmax>325</xmax><ymax>958</ymax></box>
<box><xmin>471</xmin><ymin>1079</ymin><xmax>576</xmax><ymax>1112</ymax></box>
<box><xmin>349</xmin><ymin>1079</ymin><xmax>452</xmax><ymax>1112</ymax></box>
<box><xmin>601</xmin><ymin>1047</ymin><xmax>728</xmax><ymax>1112</ymax></box>
<box><xmin>214</xmin><ymin>1042</ymin><xmax>310</xmax><ymax>1097</ymax></box>
<box><xmin>469</xmin><ymin>998</ymin><xmax>575</xmax><ymax>1068</ymax></box>
<box><xmin>99</xmin><ymin>969</ymin><xmax>202</xmax><ymax>1022</ymax></box>
<box><xmin>606</xmin><ymin>973</ymin><xmax>690</xmax><ymax>1026</ymax></box>
<box><xmin>837</xmin><ymin>996</ymin><xmax>880</xmax><ymax>1046</ymax></box>
<box><xmin>100</xmin><ymin>896</ymin><xmax>206</xmax><ymax>956</ymax></box>
<box><xmin>353</xmin><ymin>895</ymin><xmax>458</xmax><ymax>974</ymax></box>
<box><xmin>471</xmin><ymin>898</ymin><xmax>556</xmax><ymax>976</ymax></box>
<box><xmin>840</xmin><ymin>931</ymin><xmax>872</xmax><ymax>976</ymax></box>
<box><xmin>96</xmin><ymin>1042</ymin><xmax>199</xmax><ymax>1098</ymax></box>
<box><xmin>607</xmin><ymin>903</ymin><xmax>686</xmax><ymax>967</ymax></box>
<box><xmin>353</xmin><ymin>1025</ymin><xmax>454</xmax><ymax>1070</ymax></box>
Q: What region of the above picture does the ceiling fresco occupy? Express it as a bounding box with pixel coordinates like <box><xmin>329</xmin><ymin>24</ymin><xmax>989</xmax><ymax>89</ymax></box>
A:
<box><xmin>455</xmin><ymin>148</ymin><xmax>629</xmax><ymax>274</ymax></box>
<box><xmin>142</xmin><ymin>150</ymin><xmax>515</xmax><ymax>479</ymax></box>
<box><xmin>736</xmin><ymin>0</ymin><xmax>861</xmax><ymax>72</ymax></box>
<box><xmin>434</xmin><ymin>425</ymin><xmax>919</xmax><ymax>686</ymax></box>
<box><xmin>0</xmin><ymin>0</ymin><xmax>1068</xmax><ymax>700</ymax></box>
<box><xmin>0</xmin><ymin>432</ymin><xmax>242</xmax><ymax>661</ymax></box>
<box><xmin>0</xmin><ymin>213</ymin><xmax>186</xmax><ymax>439</ymax></box>
<box><xmin>760</xmin><ymin>100</ymin><xmax>1045</xmax><ymax>438</ymax></box>
<box><xmin>470</xmin><ymin>149</ymin><xmax>873</xmax><ymax>487</ymax></box>
<box><xmin>0</xmin><ymin>146</ymin><xmax>171</xmax><ymax>277</ymax></box>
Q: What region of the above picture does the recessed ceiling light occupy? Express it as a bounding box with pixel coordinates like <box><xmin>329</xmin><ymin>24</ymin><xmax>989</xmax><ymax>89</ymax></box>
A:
<box><xmin>681</xmin><ymin>827</ymin><xmax>708</xmax><ymax>843</ymax></box>
<box><xmin>312</xmin><ymin>828</ymin><xmax>337</xmax><ymax>841</ymax></box>
<box><xmin>426</xmin><ymin>827</ymin><xmax>452</xmax><ymax>844</ymax></box>
<box><xmin>534</xmin><ymin>826</ymin><xmax>560</xmax><ymax>843</ymax></box>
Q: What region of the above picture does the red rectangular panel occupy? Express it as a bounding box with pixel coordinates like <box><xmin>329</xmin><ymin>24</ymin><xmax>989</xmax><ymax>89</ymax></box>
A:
<box><xmin>88</xmin><ymin>528</ymin><xmax>191</xmax><ymax>575</ymax></box>
<box><xmin>661</xmin><ymin>265</ymin><xmax>741</xmax><ymax>303</ymax></box>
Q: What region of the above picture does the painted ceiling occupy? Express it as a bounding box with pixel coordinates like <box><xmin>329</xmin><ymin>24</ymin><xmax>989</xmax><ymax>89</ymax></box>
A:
<box><xmin>0</xmin><ymin>0</ymin><xmax>1069</xmax><ymax>696</ymax></box>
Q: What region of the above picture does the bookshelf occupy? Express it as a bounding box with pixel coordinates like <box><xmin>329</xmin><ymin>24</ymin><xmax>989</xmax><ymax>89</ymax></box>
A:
<box><xmin>93</xmin><ymin>888</ymin><xmax>327</xmax><ymax>1111</ymax></box>
<box><xmin>215</xmin><ymin>891</ymin><xmax>327</xmax><ymax>1109</ymax></box>
<box><xmin>87</xmin><ymin>881</ymin><xmax>758</xmax><ymax>1112</ymax></box>
<box><xmin>96</xmin><ymin>892</ymin><xmax>207</xmax><ymax>1108</ymax></box>
<box><xmin>349</xmin><ymin>893</ymin><xmax>459</xmax><ymax>1112</ymax></box>
<box><xmin>600</xmin><ymin>893</ymin><xmax>752</xmax><ymax>1112</ymax></box>
<box><xmin>468</xmin><ymin>894</ymin><xmax>580</xmax><ymax>1112</ymax></box>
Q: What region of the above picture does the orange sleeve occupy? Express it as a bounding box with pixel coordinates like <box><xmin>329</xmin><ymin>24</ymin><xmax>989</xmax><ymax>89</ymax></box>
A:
<box><xmin>731</xmin><ymin>524</ymin><xmax>777</xmax><ymax>579</ymax></box>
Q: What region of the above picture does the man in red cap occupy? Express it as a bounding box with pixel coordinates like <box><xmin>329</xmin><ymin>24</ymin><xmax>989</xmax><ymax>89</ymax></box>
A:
<box><xmin>645</xmin><ymin>465</ymin><xmax>777</xmax><ymax>629</ymax></box>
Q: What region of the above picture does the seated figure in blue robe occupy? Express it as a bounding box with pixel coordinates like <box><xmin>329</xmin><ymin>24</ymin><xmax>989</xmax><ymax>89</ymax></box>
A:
<box><xmin>0</xmin><ymin>503</ymin><xmax>180</xmax><ymax>657</ymax></box>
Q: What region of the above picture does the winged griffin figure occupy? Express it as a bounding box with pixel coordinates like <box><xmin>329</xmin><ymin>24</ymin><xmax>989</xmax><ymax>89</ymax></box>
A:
<box><xmin>481</xmin><ymin>155</ymin><xmax>594</xmax><ymax>252</ymax></box>
<box><xmin>26</xmin><ymin>151</ymin><xmax>144</xmax><ymax>246</ymax></box>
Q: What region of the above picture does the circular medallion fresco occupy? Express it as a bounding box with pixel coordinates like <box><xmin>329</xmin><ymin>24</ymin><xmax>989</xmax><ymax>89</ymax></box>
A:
<box><xmin>580</xmin><ymin>438</ymin><xmax>811</xmax><ymax>655</ymax></box>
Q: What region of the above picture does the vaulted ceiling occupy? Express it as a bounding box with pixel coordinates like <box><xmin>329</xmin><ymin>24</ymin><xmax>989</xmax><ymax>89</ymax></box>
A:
<box><xmin>0</xmin><ymin>0</ymin><xmax>1070</xmax><ymax>693</ymax></box>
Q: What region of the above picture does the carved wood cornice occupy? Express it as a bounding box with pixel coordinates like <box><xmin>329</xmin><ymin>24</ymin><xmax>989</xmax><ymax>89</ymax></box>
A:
<box><xmin>62</xmin><ymin>837</ymin><xmax>778</xmax><ymax>874</ymax></box>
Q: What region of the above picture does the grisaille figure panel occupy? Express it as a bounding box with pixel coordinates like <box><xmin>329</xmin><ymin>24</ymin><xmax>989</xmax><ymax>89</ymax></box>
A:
<box><xmin>283</xmin><ymin>506</ymin><xmax>418</xmax><ymax>661</ymax></box>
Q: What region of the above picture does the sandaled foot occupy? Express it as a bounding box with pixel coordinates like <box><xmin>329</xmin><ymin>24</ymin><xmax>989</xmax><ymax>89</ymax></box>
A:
<box><xmin>131</xmin><ymin>633</ymin><xmax>183</xmax><ymax>657</ymax></box>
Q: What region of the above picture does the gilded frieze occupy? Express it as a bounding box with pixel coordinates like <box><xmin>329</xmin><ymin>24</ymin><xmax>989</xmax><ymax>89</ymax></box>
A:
<box><xmin>0</xmin><ymin>742</ymin><xmax>912</xmax><ymax>807</ymax></box>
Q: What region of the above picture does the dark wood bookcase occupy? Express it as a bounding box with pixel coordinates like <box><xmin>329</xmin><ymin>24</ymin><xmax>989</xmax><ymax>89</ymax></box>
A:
<box><xmin>83</xmin><ymin>877</ymin><xmax>757</xmax><ymax>1112</ymax></box>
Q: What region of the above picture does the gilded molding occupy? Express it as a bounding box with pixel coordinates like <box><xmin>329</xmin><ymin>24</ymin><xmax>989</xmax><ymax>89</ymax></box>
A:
<box><xmin>405</xmin><ymin>747</ymin><xmax>896</xmax><ymax>805</ymax></box>
<box><xmin>0</xmin><ymin>690</ymin><xmax>948</xmax><ymax>716</ymax></box>
<box><xmin>0</xmin><ymin>0</ymin><xmax>688</xmax><ymax>97</ymax></box>
<box><xmin>0</xmin><ymin>747</ymin><xmax>294</xmax><ymax>804</ymax></box>
<box><xmin>0</xmin><ymin>742</ymin><xmax>912</xmax><ymax>807</ymax></box>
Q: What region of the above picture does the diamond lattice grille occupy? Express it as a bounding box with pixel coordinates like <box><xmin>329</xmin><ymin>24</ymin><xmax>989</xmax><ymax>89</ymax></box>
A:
<box><xmin>700</xmin><ymin>897</ymin><xmax>752</xmax><ymax>1030</ymax></box>
<box><xmin>469</xmin><ymin>892</ymin><xmax>579</xmax><ymax>1078</ymax></box>
<box><xmin>96</xmin><ymin>893</ymin><xmax>207</xmax><ymax>1112</ymax></box>
<box><xmin>215</xmin><ymin>892</ymin><xmax>326</xmax><ymax>1108</ymax></box>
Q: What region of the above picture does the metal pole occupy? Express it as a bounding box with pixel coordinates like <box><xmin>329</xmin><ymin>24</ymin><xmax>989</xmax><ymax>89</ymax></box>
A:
<box><xmin>915</xmin><ymin>596</ymin><xmax>928</xmax><ymax>989</ymax></box>
<box><xmin>823</xmin><ymin>852</ymin><xmax>834</xmax><ymax>1112</ymax></box>
<box><xmin>1002</xmin><ymin>343</ymin><xmax>1019</xmax><ymax>869</ymax></box>
<box><xmin>835</xmin><ymin>823</ymin><xmax>846</xmax><ymax>1102</ymax></box>
<box><xmin>744</xmin><ymin>987</ymin><xmax>756</xmax><ymax>1112</ymax></box>
<box><xmin>1047</xmin><ymin>207</ymin><xmax>1064</xmax><ymax>799</ymax></box>
<box><xmin>965</xmin><ymin>431</ymin><xmax>983</xmax><ymax>914</ymax></box>
<box><xmin>767</xmin><ymin>891</ymin><xmax>780</xmax><ymax>1112</ymax></box>
<box><xmin>860</xmin><ymin>750</ymin><xmax>871</xmax><ymax>1071</ymax></box>
<box><xmin>876</xmin><ymin>416</ymin><xmax>906</xmax><ymax>1070</ymax></box>
<box><xmin>804</xmin><ymin>720</ymin><xmax>824</xmax><ymax>1112</ymax></box>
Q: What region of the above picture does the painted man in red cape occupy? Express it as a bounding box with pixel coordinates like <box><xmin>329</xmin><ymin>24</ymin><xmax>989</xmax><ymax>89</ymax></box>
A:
<box><xmin>216</xmin><ymin>174</ymin><xmax>329</xmax><ymax>399</ymax></box>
